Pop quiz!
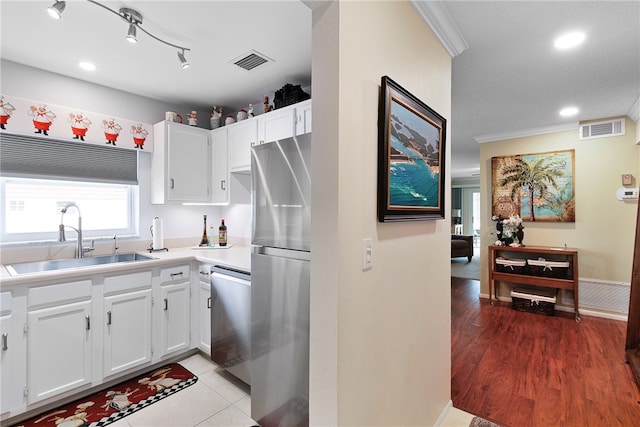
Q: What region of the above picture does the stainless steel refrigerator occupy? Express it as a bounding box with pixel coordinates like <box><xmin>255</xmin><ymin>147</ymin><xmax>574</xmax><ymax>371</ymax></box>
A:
<box><xmin>251</xmin><ymin>133</ymin><xmax>311</xmax><ymax>427</ymax></box>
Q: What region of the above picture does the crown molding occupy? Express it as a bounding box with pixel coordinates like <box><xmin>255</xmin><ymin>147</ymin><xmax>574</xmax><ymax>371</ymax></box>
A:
<box><xmin>474</xmin><ymin>122</ymin><xmax>579</xmax><ymax>144</ymax></box>
<box><xmin>411</xmin><ymin>0</ymin><xmax>468</xmax><ymax>57</ymax></box>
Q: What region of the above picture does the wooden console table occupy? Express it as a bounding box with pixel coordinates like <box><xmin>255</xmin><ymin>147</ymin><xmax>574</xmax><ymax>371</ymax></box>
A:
<box><xmin>488</xmin><ymin>244</ymin><xmax>580</xmax><ymax>322</ymax></box>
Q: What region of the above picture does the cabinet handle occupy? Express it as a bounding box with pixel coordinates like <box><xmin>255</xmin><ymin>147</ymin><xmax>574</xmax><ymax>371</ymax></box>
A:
<box><xmin>221</xmin><ymin>180</ymin><xmax>226</xmax><ymax>190</ymax></box>
<box><xmin>107</xmin><ymin>310</ymin><xmax>112</xmax><ymax>325</ymax></box>
<box><xmin>207</xmin><ymin>297</ymin><xmax>211</xmax><ymax>309</ymax></box>
<box><xmin>2</xmin><ymin>333</ymin><xmax>7</xmax><ymax>351</ymax></box>
<box><xmin>170</xmin><ymin>272</ymin><xmax>184</xmax><ymax>278</ymax></box>
<box><xmin>164</xmin><ymin>298</ymin><xmax>169</xmax><ymax>311</ymax></box>
<box><xmin>86</xmin><ymin>316</ymin><xmax>91</xmax><ymax>331</ymax></box>
<box><xmin>170</xmin><ymin>178</ymin><xmax>175</xmax><ymax>189</ymax></box>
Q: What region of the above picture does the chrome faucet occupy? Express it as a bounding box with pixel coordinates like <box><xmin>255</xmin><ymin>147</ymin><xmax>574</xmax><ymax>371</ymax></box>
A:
<box><xmin>58</xmin><ymin>202</ymin><xmax>93</xmax><ymax>258</ymax></box>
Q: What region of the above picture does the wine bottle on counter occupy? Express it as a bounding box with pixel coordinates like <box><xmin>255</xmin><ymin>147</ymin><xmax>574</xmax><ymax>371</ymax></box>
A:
<box><xmin>199</xmin><ymin>215</ymin><xmax>210</xmax><ymax>247</ymax></box>
<box><xmin>218</xmin><ymin>219</ymin><xmax>227</xmax><ymax>246</ymax></box>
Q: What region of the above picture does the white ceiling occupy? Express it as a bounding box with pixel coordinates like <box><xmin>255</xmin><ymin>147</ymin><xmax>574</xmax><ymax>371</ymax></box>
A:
<box><xmin>1</xmin><ymin>1</ymin><xmax>639</xmax><ymax>179</ymax></box>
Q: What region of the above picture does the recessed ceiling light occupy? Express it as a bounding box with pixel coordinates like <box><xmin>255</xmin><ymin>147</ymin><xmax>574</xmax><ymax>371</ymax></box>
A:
<box><xmin>554</xmin><ymin>32</ymin><xmax>586</xmax><ymax>50</ymax></box>
<box><xmin>78</xmin><ymin>61</ymin><xmax>96</xmax><ymax>71</ymax></box>
<box><xmin>559</xmin><ymin>106</ymin><xmax>579</xmax><ymax>117</ymax></box>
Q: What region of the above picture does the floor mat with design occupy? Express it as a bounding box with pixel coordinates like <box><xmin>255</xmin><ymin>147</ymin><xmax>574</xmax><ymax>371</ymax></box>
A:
<box><xmin>12</xmin><ymin>363</ymin><xmax>197</xmax><ymax>427</ymax></box>
<box><xmin>470</xmin><ymin>415</ymin><xmax>502</xmax><ymax>427</ymax></box>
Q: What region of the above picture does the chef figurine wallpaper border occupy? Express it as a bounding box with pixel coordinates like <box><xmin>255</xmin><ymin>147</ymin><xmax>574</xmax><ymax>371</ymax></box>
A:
<box><xmin>0</xmin><ymin>94</ymin><xmax>154</xmax><ymax>152</ymax></box>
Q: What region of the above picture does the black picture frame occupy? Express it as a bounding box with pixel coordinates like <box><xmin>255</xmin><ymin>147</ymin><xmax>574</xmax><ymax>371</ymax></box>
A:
<box><xmin>377</xmin><ymin>76</ymin><xmax>447</xmax><ymax>222</ymax></box>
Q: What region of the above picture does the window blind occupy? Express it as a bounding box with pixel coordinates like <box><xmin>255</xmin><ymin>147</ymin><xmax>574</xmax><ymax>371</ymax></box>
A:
<box><xmin>0</xmin><ymin>133</ymin><xmax>138</xmax><ymax>184</ymax></box>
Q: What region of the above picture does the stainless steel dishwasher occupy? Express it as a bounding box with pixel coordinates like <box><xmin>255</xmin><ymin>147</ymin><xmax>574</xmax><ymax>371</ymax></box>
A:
<box><xmin>210</xmin><ymin>265</ymin><xmax>251</xmax><ymax>385</ymax></box>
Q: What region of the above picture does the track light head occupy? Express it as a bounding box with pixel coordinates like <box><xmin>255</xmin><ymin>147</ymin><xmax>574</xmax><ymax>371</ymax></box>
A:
<box><xmin>47</xmin><ymin>1</ymin><xmax>66</xmax><ymax>19</ymax></box>
<box><xmin>178</xmin><ymin>50</ymin><xmax>190</xmax><ymax>69</ymax></box>
<box><xmin>126</xmin><ymin>23</ymin><xmax>137</xmax><ymax>43</ymax></box>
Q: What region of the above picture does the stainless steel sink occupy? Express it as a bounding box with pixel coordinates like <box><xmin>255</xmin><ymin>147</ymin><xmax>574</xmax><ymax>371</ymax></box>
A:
<box><xmin>6</xmin><ymin>253</ymin><xmax>157</xmax><ymax>276</ymax></box>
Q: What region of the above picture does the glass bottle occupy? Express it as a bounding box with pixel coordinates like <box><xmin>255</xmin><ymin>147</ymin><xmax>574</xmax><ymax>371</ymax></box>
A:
<box><xmin>199</xmin><ymin>215</ymin><xmax>209</xmax><ymax>247</ymax></box>
<box><xmin>218</xmin><ymin>219</ymin><xmax>227</xmax><ymax>246</ymax></box>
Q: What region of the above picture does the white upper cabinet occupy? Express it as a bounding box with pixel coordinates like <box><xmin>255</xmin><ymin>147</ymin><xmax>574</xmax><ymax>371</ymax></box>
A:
<box><xmin>257</xmin><ymin>106</ymin><xmax>297</xmax><ymax>144</ymax></box>
<box><xmin>228</xmin><ymin>119</ymin><xmax>258</xmax><ymax>173</ymax></box>
<box><xmin>210</xmin><ymin>127</ymin><xmax>230</xmax><ymax>204</ymax></box>
<box><xmin>152</xmin><ymin>121</ymin><xmax>211</xmax><ymax>204</ymax></box>
<box><xmin>295</xmin><ymin>99</ymin><xmax>312</xmax><ymax>135</ymax></box>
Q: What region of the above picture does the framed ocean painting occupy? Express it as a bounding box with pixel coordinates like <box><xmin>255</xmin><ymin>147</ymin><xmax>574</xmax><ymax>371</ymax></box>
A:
<box><xmin>491</xmin><ymin>149</ymin><xmax>575</xmax><ymax>222</ymax></box>
<box><xmin>377</xmin><ymin>76</ymin><xmax>446</xmax><ymax>222</ymax></box>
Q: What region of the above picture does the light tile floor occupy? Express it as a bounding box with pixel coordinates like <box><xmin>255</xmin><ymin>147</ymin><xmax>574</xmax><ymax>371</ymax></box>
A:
<box><xmin>108</xmin><ymin>353</ymin><xmax>475</xmax><ymax>427</ymax></box>
<box><xmin>109</xmin><ymin>353</ymin><xmax>256</xmax><ymax>427</ymax></box>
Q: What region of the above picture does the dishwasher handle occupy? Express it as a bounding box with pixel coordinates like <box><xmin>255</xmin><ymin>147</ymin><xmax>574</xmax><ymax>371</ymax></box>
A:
<box><xmin>211</xmin><ymin>265</ymin><xmax>250</xmax><ymax>281</ymax></box>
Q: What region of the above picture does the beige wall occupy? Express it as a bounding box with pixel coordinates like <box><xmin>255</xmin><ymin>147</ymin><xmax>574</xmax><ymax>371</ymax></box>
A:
<box><xmin>310</xmin><ymin>1</ymin><xmax>452</xmax><ymax>425</ymax></box>
<box><xmin>479</xmin><ymin>117</ymin><xmax>640</xmax><ymax>297</ymax></box>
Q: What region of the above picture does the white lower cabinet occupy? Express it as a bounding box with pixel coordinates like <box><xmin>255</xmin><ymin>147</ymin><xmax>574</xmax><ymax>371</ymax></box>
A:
<box><xmin>0</xmin><ymin>312</ymin><xmax>15</xmax><ymax>414</ymax></box>
<box><xmin>102</xmin><ymin>270</ymin><xmax>154</xmax><ymax>379</ymax></box>
<box><xmin>198</xmin><ymin>265</ymin><xmax>212</xmax><ymax>354</ymax></box>
<box><xmin>103</xmin><ymin>288</ymin><xmax>153</xmax><ymax>378</ymax></box>
<box><xmin>157</xmin><ymin>264</ymin><xmax>191</xmax><ymax>359</ymax></box>
<box><xmin>159</xmin><ymin>282</ymin><xmax>190</xmax><ymax>357</ymax></box>
<box><xmin>5</xmin><ymin>261</ymin><xmax>208</xmax><ymax>419</ymax></box>
<box><xmin>1</xmin><ymin>290</ymin><xmax>26</xmax><ymax>415</ymax></box>
<box><xmin>27</xmin><ymin>299</ymin><xmax>92</xmax><ymax>404</ymax></box>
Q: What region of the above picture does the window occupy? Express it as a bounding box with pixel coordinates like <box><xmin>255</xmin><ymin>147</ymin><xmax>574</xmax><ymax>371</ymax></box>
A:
<box><xmin>1</xmin><ymin>177</ymin><xmax>138</xmax><ymax>243</ymax></box>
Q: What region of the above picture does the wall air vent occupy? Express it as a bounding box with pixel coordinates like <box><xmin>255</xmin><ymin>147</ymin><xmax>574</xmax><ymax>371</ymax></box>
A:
<box><xmin>231</xmin><ymin>50</ymin><xmax>273</xmax><ymax>71</ymax></box>
<box><xmin>579</xmin><ymin>117</ymin><xmax>625</xmax><ymax>140</ymax></box>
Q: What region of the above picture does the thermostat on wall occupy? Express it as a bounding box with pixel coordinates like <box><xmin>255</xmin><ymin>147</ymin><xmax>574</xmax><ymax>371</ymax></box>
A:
<box><xmin>616</xmin><ymin>187</ymin><xmax>639</xmax><ymax>200</ymax></box>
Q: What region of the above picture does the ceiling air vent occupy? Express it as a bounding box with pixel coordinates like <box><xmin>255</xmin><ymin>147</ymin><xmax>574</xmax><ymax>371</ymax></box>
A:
<box><xmin>231</xmin><ymin>50</ymin><xmax>273</xmax><ymax>71</ymax></box>
<box><xmin>579</xmin><ymin>117</ymin><xmax>625</xmax><ymax>140</ymax></box>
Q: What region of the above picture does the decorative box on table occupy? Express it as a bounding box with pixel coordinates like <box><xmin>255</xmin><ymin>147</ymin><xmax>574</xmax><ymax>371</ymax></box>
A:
<box><xmin>527</xmin><ymin>258</ymin><xmax>570</xmax><ymax>278</ymax></box>
<box><xmin>495</xmin><ymin>257</ymin><xmax>526</xmax><ymax>274</ymax></box>
<box><xmin>510</xmin><ymin>288</ymin><xmax>557</xmax><ymax>316</ymax></box>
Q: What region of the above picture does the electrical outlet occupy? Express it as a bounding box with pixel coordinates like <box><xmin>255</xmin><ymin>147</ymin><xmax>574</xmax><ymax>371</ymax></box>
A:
<box><xmin>362</xmin><ymin>238</ymin><xmax>373</xmax><ymax>271</ymax></box>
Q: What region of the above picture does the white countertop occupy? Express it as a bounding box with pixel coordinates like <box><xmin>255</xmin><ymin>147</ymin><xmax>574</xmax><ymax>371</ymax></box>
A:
<box><xmin>0</xmin><ymin>244</ymin><xmax>251</xmax><ymax>287</ymax></box>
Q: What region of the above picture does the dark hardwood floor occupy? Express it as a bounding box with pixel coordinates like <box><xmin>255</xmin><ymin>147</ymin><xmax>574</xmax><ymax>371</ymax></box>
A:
<box><xmin>451</xmin><ymin>277</ymin><xmax>640</xmax><ymax>427</ymax></box>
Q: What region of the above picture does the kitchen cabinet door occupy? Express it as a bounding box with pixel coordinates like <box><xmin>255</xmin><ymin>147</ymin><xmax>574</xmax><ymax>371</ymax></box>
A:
<box><xmin>103</xmin><ymin>288</ymin><xmax>152</xmax><ymax>378</ymax></box>
<box><xmin>210</xmin><ymin>127</ymin><xmax>229</xmax><ymax>204</ymax></box>
<box><xmin>257</xmin><ymin>105</ymin><xmax>296</xmax><ymax>144</ymax></box>
<box><xmin>27</xmin><ymin>300</ymin><xmax>92</xmax><ymax>404</ymax></box>
<box><xmin>152</xmin><ymin>121</ymin><xmax>211</xmax><ymax>204</ymax></box>
<box><xmin>198</xmin><ymin>266</ymin><xmax>212</xmax><ymax>355</ymax></box>
<box><xmin>295</xmin><ymin>99</ymin><xmax>312</xmax><ymax>135</ymax></box>
<box><xmin>228</xmin><ymin>119</ymin><xmax>257</xmax><ymax>173</ymax></box>
<box><xmin>159</xmin><ymin>281</ymin><xmax>191</xmax><ymax>357</ymax></box>
<box><xmin>1</xmin><ymin>290</ymin><xmax>27</xmax><ymax>415</ymax></box>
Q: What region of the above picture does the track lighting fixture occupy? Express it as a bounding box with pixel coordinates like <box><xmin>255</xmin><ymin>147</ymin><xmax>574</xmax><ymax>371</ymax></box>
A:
<box><xmin>178</xmin><ymin>50</ymin><xmax>190</xmax><ymax>69</ymax></box>
<box><xmin>126</xmin><ymin>23</ymin><xmax>137</xmax><ymax>43</ymax></box>
<box><xmin>47</xmin><ymin>1</ymin><xmax>66</xmax><ymax>19</ymax></box>
<box><xmin>47</xmin><ymin>0</ymin><xmax>191</xmax><ymax>68</ymax></box>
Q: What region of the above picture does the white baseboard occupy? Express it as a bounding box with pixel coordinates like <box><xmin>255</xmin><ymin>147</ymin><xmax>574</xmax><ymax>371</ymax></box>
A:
<box><xmin>434</xmin><ymin>400</ymin><xmax>453</xmax><ymax>427</ymax></box>
<box><xmin>477</xmin><ymin>293</ymin><xmax>628</xmax><ymax>321</ymax></box>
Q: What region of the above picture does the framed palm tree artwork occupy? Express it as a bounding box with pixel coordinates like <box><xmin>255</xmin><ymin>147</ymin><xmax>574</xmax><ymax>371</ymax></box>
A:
<box><xmin>491</xmin><ymin>149</ymin><xmax>575</xmax><ymax>222</ymax></box>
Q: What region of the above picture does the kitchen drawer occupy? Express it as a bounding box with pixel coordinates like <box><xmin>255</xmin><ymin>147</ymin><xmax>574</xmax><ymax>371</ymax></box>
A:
<box><xmin>160</xmin><ymin>264</ymin><xmax>190</xmax><ymax>283</ymax></box>
<box><xmin>28</xmin><ymin>279</ymin><xmax>92</xmax><ymax>308</ymax></box>
<box><xmin>0</xmin><ymin>291</ymin><xmax>12</xmax><ymax>316</ymax></box>
<box><xmin>103</xmin><ymin>271</ymin><xmax>152</xmax><ymax>295</ymax></box>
